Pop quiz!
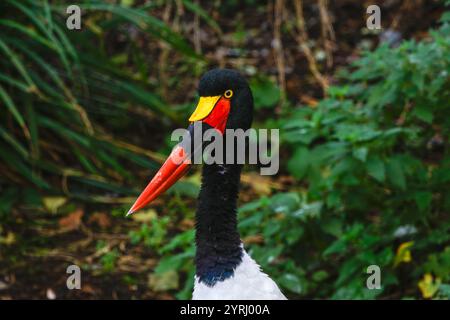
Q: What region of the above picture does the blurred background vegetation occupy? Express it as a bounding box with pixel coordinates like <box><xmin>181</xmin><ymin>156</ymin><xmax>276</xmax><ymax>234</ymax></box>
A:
<box><xmin>0</xmin><ymin>0</ymin><xmax>449</xmax><ymax>299</ymax></box>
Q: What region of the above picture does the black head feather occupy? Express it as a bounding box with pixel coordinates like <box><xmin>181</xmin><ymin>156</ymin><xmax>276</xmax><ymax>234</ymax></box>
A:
<box><xmin>198</xmin><ymin>68</ymin><xmax>253</xmax><ymax>131</ymax></box>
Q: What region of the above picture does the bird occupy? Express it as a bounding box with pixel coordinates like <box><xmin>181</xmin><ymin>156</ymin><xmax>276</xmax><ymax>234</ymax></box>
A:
<box><xmin>127</xmin><ymin>69</ymin><xmax>286</xmax><ymax>300</ymax></box>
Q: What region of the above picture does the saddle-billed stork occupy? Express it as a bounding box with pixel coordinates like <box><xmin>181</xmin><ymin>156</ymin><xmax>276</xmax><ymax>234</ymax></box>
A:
<box><xmin>128</xmin><ymin>69</ymin><xmax>286</xmax><ymax>300</ymax></box>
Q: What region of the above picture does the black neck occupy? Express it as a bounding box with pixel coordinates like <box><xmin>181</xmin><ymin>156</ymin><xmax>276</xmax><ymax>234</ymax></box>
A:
<box><xmin>194</xmin><ymin>163</ymin><xmax>243</xmax><ymax>286</ymax></box>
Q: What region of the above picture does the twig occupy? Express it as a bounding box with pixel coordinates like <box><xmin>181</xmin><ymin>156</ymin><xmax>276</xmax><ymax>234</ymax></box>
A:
<box><xmin>293</xmin><ymin>0</ymin><xmax>329</xmax><ymax>95</ymax></box>
<box><xmin>273</xmin><ymin>0</ymin><xmax>287</xmax><ymax>109</ymax></box>
<box><xmin>318</xmin><ymin>0</ymin><xmax>335</xmax><ymax>68</ymax></box>
<box><xmin>390</xmin><ymin>0</ymin><xmax>421</xmax><ymax>30</ymax></box>
<box><xmin>158</xmin><ymin>2</ymin><xmax>174</xmax><ymax>100</ymax></box>
<box><xmin>193</xmin><ymin>0</ymin><xmax>202</xmax><ymax>54</ymax></box>
<box><xmin>25</xmin><ymin>251</ymin><xmax>82</xmax><ymax>266</ymax></box>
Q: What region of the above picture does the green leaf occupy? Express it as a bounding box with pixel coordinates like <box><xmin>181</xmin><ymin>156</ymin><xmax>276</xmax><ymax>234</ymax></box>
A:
<box><xmin>412</xmin><ymin>105</ymin><xmax>433</xmax><ymax>124</ymax></box>
<box><xmin>168</xmin><ymin>181</ymin><xmax>200</xmax><ymax>198</ymax></box>
<box><xmin>353</xmin><ymin>147</ymin><xmax>368</xmax><ymax>162</ymax></box>
<box><xmin>0</xmin><ymin>38</ymin><xmax>34</xmax><ymax>86</ymax></box>
<box><xmin>287</xmin><ymin>147</ymin><xmax>310</xmax><ymax>179</ymax></box>
<box><xmin>0</xmin><ymin>143</ymin><xmax>49</xmax><ymax>189</ymax></box>
<box><xmin>238</xmin><ymin>198</ymin><xmax>265</xmax><ymax>213</ymax></box>
<box><xmin>0</xmin><ymin>125</ymin><xmax>28</xmax><ymax>158</ymax></box>
<box><xmin>160</xmin><ymin>230</ymin><xmax>195</xmax><ymax>254</ymax></box>
<box><xmin>42</xmin><ymin>196</ymin><xmax>67</xmax><ymax>214</ymax></box>
<box><xmin>0</xmin><ymin>73</ymin><xmax>29</xmax><ymax>92</ymax></box>
<box><xmin>148</xmin><ymin>270</ymin><xmax>179</xmax><ymax>292</ymax></box>
<box><xmin>0</xmin><ymin>84</ymin><xmax>28</xmax><ymax>133</ymax></box>
<box><xmin>321</xmin><ymin>218</ymin><xmax>343</xmax><ymax>237</ymax></box>
<box><xmin>0</xmin><ymin>19</ymin><xmax>55</xmax><ymax>50</ymax></box>
<box><xmin>439</xmin><ymin>284</ymin><xmax>450</xmax><ymax>298</ymax></box>
<box><xmin>386</xmin><ymin>157</ymin><xmax>406</xmax><ymax>190</ymax></box>
<box><xmin>323</xmin><ymin>239</ymin><xmax>347</xmax><ymax>256</ymax></box>
<box><xmin>414</xmin><ymin>191</ymin><xmax>432</xmax><ymax>212</ymax></box>
<box><xmin>80</xmin><ymin>2</ymin><xmax>199</xmax><ymax>58</ymax></box>
<box><xmin>155</xmin><ymin>251</ymin><xmax>194</xmax><ymax>274</ymax></box>
<box><xmin>182</xmin><ymin>0</ymin><xmax>222</xmax><ymax>34</ymax></box>
<box><xmin>366</xmin><ymin>156</ymin><xmax>385</xmax><ymax>182</ymax></box>
<box><xmin>312</xmin><ymin>270</ymin><xmax>329</xmax><ymax>282</ymax></box>
<box><xmin>278</xmin><ymin>273</ymin><xmax>303</xmax><ymax>294</ymax></box>
<box><xmin>269</xmin><ymin>193</ymin><xmax>301</xmax><ymax>214</ymax></box>
<box><xmin>250</xmin><ymin>77</ymin><xmax>280</xmax><ymax>109</ymax></box>
<box><xmin>6</xmin><ymin>0</ymin><xmax>72</xmax><ymax>74</ymax></box>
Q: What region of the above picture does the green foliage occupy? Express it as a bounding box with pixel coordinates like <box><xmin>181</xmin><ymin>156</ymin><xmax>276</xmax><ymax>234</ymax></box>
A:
<box><xmin>277</xmin><ymin>22</ymin><xmax>450</xmax><ymax>298</ymax></box>
<box><xmin>0</xmin><ymin>0</ymin><xmax>198</xmax><ymax>202</ymax></box>
<box><xmin>250</xmin><ymin>76</ymin><xmax>281</xmax><ymax>109</ymax></box>
<box><xmin>150</xmin><ymin>228</ymin><xmax>196</xmax><ymax>299</ymax></box>
<box><xmin>96</xmin><ymin>240</ymin><xmax>120</xmax><ymax>273</ymax></box>
<box><xmin>145</xmin><ymin>22</ymin><xmax>450</xmax><ymax>299</ymax></box>
<box><xmin>129</xmin><ymin>217</ymin><xmax>170</xmax><ymax>251</ymax></box>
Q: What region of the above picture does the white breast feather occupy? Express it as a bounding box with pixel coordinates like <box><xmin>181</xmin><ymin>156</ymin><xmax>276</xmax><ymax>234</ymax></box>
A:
<box><xmin>192</xmin><ymin>250</ymin><xmax>287</xmax><ymax>300</ymax></box>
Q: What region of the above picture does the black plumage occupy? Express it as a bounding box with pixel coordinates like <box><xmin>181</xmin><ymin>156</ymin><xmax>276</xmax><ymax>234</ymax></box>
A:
<box><xmin>193</xmin><ymin>69</ymin><xmax>254</xmax><ymax>285</ymax></box>
<box><xmin>198</xmin><ymin>69</ymin><xmax>253</xmax><ymax>131</ymax></box>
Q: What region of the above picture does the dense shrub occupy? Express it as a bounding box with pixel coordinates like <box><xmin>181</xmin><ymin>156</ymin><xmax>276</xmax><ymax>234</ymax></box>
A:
<box><xmin>152</xmin><ymin>21</ymin><xmax>450</xmax><ymax>299</ymax></box>
<box><xmin>0</xmin><ymin>0</ymin><xmax>201</xmax><ymax>204</ymax></box>
<box><xmin>267</xmin><ymin>21</ymin><xmax>449</xmax><ymax>299</ymax></box>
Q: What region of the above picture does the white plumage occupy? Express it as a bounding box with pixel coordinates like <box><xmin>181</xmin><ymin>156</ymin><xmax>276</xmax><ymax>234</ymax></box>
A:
<box><xmin>193</xmin><ymin>248</ymin><xmax>287</xmax><ymax>300</ymax></box>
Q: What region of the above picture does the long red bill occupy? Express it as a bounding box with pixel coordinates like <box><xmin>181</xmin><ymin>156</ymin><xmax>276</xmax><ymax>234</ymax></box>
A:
<box><xmin>127</xmin><ymin>145</ymin><xmax>191</xmax><ymax>215</ymax></box>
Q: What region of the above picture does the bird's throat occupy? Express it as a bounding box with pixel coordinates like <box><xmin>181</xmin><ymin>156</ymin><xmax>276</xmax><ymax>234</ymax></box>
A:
<box><xmin>195</xmin><ymin>163</ymin><xmax>243</xmax><ymax>286</ymax></box>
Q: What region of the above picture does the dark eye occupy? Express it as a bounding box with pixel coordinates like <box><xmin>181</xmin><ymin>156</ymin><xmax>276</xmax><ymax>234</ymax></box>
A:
<box><xmin>224</xmin><ymin>90</ymin><xmax>233</xmax><ymax>99</ymax></box>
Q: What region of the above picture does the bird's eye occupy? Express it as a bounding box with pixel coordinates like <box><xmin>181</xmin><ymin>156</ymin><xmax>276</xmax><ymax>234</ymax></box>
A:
<box><xmin>224</xmin><ymin>90</ymin><xmax>233</xmax><ymax>99</ymax></box>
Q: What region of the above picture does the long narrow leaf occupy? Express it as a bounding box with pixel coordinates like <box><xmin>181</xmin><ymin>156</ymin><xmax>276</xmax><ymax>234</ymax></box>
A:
<box><xmin>0</xmin><ymin>19</ymin><xmax>56</xmax><ymax>50</ymax></box>
<box><xmin>73</xmin><ymin>2</ymin><xmax>200</xmax><ymax>58</ymax></box>
<box><xmin>25</xmin><ymin>98</ymin><xmax>39</xmax><ymax>159</ymax></box>
<box><xmin>6</xmin><ymin>0</ymin><xmax>72</xmax><ymax>75</ymax></box>
<box><xmin>0</xmin><ymin>84</ymin><xmax>29</xmax><ymax>136</ymax></box>
<box><xmin>0</xmin><ymin>125</ymin><xmax>28</xmax><ymax>158</ymax></box>
<box><xmin>0</xmin><ymin>73</ymin><xmax>30</xmax><ymax>92</ymax></box>
<box><xmin>182</xmin><ymin>0</ymin><xmax>222</xmax><ymax>34</ymax></box>
<box><xmin>0</xmin><ymin>142</ymin><xmax>49</xmax><ymax>189</ymax></box>
<box><xmin>0</xmin><ymin>38</ymin><xmax>35</xmax><ymax>87</ymax></box>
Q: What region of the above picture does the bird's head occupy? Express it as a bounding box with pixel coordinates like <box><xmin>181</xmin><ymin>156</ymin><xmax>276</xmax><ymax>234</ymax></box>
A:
<box><xmin>128</xmin><ymin>69</ymin><xmax>253</xmax><ymax>215</ymax></box>
<box><xmin>192</xmin><ymin>68</ymin><xmax>253</xmax><ymax>132</ymax></box>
